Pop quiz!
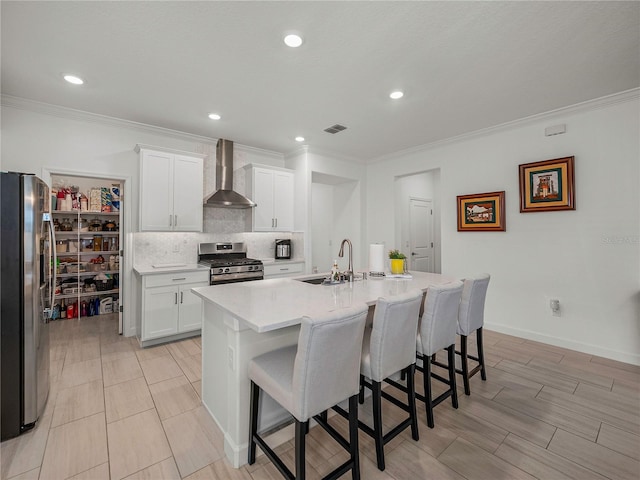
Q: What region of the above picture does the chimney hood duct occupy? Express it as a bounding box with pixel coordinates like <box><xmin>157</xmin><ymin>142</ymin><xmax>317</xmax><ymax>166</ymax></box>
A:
<box><xmin>204</xmin><ymin>139</ymin><xmax>256</xmax><ymax>208</ymax></box>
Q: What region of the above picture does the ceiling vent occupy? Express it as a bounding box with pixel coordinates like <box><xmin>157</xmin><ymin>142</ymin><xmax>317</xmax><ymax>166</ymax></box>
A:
<box><xmin>323</xmin><ymin>124</ymin><xmax>347</xmax><ymax>134</ymax></box>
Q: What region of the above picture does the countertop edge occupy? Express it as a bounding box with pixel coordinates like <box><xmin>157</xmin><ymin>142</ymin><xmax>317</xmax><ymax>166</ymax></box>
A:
<box><xmin>133</xmin><ymin>264</ymin><xmax>209</xmax><ymax>276</ymax></box>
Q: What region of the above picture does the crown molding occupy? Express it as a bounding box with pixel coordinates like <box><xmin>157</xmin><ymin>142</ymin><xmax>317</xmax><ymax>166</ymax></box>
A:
<box><xmin>1</xmin><ymin>94</ymin><xmax>286</xmax><ymax>159</ymax></box>
<box><xmin>233</xmin><ymin>142</ymin><xmax>284</xmax><ymax>160</ymax></box>
<box><xmin>5</xmin><ymin>88</ymin><xmax>637</xmax><ymax>167</ymax></box>
<box><xmin>370</xmin><ymin>88</ymin><xmax>640</xmax><ymax>164</ymax></box>
<box><xmin>2</xmin><ymin>94</ymin><xmax>219</xmax><ymax>144</ymax></box>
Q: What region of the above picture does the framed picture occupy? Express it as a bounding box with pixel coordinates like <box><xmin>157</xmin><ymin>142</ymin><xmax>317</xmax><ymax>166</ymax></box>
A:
<box><xmin>457</xmin><ymin>191</ymin><xmax>506</xmax><ymax>232</ymax></box>
<box><xmin>519</xmin><ymin>156</ymin><xmax>575</xmax><ymax>212</ymax></box>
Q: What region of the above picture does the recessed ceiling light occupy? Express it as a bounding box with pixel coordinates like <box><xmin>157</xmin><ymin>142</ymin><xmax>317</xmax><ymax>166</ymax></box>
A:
<box><xmin>208</xmin><ymin>113</ymin><xmax>221</xmax><ymax>120</ymax></box>
<box><xmin>284</xmin><ymin>34</ymin><xmax>303</xmax><ymax>48</ymax></box>
<box><xmin>390</xmin><ymin>91</ymin><xmax>404</xmax><ymax>100</ymax></box>
<box><xmin>63</xmin><ymin>74</ymin><xmax>84</xmax><ymax>85</ymax></box>
<box><xmin>295</xmin><ymin>136</ymin><xmax>305</xmax><ymax>142</ymax></box>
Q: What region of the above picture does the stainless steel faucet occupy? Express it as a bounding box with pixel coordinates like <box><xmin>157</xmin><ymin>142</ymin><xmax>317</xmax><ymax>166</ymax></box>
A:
<box><xmin>338</xmin><ymin>238</ymin><xmax>354</xmax><ymax>282</ymax></box>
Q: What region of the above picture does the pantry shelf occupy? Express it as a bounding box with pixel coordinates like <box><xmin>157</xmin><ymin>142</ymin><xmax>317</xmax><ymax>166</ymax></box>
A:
<box><xmin>56</xmin><ymin>288</ymin><xmax>120</xmax><ymax>300</ymax></box>
<box><xmin>57</xmin><ymin>270</ymin><xmax>119</xmax><ymax>279</ymax></box>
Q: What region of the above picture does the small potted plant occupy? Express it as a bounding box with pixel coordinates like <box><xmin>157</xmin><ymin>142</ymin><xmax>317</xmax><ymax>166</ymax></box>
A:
<box><xmin>388</xmin><ymin>249</ymin><xmax>406</xmax><ymax>274</ymax></box>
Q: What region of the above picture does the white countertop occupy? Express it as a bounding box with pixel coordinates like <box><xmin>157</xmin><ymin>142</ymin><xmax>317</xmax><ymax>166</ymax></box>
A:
<box><xmin>133</xmin><ymin>264</ymin><xmax>209</xmax><ymax>275</ymax></box>
<box><xmin>192</xmin><ymin>271</ymin><xmax>456</xmax><ymax>333</ymax></box>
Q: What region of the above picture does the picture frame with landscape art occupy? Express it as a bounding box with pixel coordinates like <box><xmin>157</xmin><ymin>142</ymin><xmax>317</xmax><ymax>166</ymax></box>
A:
<box><xmin>457</xmin><ymin>191</ymin><xmax>506</xmax><ymax>232</ymax></box>
<box><xmin>519</xmin><ymin>156</ymin><xmax>575</xmax><ymax>212</ymax></box>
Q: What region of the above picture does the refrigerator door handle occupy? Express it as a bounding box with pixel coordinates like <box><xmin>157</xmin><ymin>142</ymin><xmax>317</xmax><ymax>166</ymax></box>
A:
<box><xmin>46</xmin><ymin>214</ymin><xmax>56</xmax><ymax>323</ymax></box>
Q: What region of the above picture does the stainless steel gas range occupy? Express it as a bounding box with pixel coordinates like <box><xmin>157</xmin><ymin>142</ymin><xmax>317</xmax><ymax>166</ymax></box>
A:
<box><xmin>198</xmin><ymin>242</ymin><xmax>264</xmax><ymax>285</ymax></box>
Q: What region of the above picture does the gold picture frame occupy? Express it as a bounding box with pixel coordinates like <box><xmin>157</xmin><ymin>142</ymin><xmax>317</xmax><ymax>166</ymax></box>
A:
<box><xmin>519</xmin><ymin>156</ymin><xmax>575</xmax><ymax>212</ymax></box>
<box><xmin>457</xmin><ymin>191</ymin><xmax>506</xmax><ymax>232</ymax></box>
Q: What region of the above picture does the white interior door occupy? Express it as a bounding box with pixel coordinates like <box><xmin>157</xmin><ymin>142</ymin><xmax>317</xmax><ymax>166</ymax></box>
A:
<box><xmin>409</xmin><ymin>198</ymin><xmax>434</xmax><ymax>272</ymax></box>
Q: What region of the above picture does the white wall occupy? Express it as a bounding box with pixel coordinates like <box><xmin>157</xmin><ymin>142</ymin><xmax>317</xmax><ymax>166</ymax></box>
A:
<box><xmin>367</xmin><ymin>93</ymin><xmax>640</xmax><ymax>364</ymax></box>
<box><xmin>311</xmin><ymin>183</ymin><xmax>333</xmax><ymax>272</ymax></box>
<box><xmin>311</xmin><ymin>179</ymin><xmax>362</xmax><ymax>273</ymax></box>
<box><xmin>285</xmin><ymin>148</ymin><xmax>367</xmax><ymax>272</ymax></box>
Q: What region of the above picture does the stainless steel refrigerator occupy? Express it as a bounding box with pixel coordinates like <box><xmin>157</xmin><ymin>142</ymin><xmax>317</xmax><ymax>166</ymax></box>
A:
<box><xmin>1</xmin><ymin>172</ymin><xmax>53</xmax><ymax>441</ymax></box>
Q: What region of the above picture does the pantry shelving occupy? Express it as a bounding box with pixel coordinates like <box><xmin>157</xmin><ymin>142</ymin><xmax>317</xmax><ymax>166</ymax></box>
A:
<box><xmin>51</xmin><ymin>176</ymin><xmax>122</xmax><ymax>320</ymax></box>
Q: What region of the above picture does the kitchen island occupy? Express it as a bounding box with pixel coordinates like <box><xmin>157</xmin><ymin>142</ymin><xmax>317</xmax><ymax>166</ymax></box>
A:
<box><xmin>192</xmin><ymin>271</ymin><xmax>455</xmax><ymax>467</ymax></box>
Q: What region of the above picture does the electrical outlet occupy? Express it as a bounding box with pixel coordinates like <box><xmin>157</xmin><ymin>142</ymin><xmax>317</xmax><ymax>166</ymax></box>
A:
<box><xmin>550</xmin><ymin>299</ymin><xmax>561</xmax><ymax>317</ymax></box>
<box><xmin>228</xmin><ymin>346</ymin><xmax>235</xmax><ymax>370</ymax></box>
<box><xmin>172</xmin><ymin>243</ymin><xmax>180</xmax><ymax>253</ymax></box>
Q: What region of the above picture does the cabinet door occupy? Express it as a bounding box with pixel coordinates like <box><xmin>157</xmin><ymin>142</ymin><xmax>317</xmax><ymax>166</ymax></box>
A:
<box><xmin>177</xmin><ymin>282</ymin><xmax>206</xmax><ymax>333</ymax></box>
<box><xmin>173</xmin><ymin>155</ymin><xmax>204</xmax><ymax>232</ymax></box>
<box><xmin>140</xmin><ymin>151</ymin><xmax>173</xmax><ymax>231</ymax></box>
<box><xmin>143</xmin><ymin>285</ymin><xmax>179</xmax><ymax>340</ymax></box>
<box><xmin>253</xmin><ymin>168</ymin><xmax>275</xmax><ymax>231</ymax></box>
<box><xmin>273</xmin><ymin>171</ymin><xmax>294</xmax><ymax>231</ymax></box>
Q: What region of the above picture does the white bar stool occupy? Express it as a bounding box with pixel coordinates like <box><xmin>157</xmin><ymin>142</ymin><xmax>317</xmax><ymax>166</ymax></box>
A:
<box><xmin>415</xmin><ymin>281</ymin><xmax>464</xmax><ymax>428</ymax></box>
<box><xmin>333</xmin><ymin>290</ymin><xmax>423</xmax><ymax>471</ymax></box>
<box><xmin>248</xmin><ymin>304</ymin><xmax>369</xmax><ymax>480</ymax></box>
<box><xmin>456</xmin><ymin>273</ymin><xmax>490</xmax><ymax>395</ymax></box>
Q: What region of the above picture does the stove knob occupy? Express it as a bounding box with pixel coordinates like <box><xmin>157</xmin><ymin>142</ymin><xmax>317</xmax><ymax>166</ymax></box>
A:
<box><xmin>224</xmin><ymin>267</ymin><xmax>230</xmax><ymax>273</ymax></box>
<box><xmin>218</xmin><ymin>268</ymin><xmax>224</xmax><ymax>274</ymax></box>
<box><xmin>248</xmin><ymin>266</ymin><xmax>253</xmax><ymax>271</ymax></box>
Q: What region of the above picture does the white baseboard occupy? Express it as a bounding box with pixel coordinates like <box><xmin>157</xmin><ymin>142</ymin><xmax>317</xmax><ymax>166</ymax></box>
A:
<box><xmin>485</xmin><ymin>322</ymin><xmax>640</xmax><ymax>366</ymax></box>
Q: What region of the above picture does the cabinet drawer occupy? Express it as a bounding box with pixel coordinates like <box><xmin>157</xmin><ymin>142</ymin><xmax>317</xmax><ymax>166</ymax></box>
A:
<box><xmin>264</xmin><ymin>262</ymin><xmax>304</xmax><ymax>278</ymax></box>
<box><xmin>144</xmin><ymin>270</ymin><xmax>209</xmax><ymax>288</ymax></box>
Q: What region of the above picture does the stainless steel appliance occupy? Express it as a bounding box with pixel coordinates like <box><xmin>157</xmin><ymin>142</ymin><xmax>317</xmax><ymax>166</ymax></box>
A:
<box><xmin>204</xmin><ymin>139</ymin><xmax>256</xmax><ymax>208</ymax></box>
<box><xmin>198</xmin><ymin>242</ymin><xmax>263</xmax><ymax>284</ymax></box>
<box><xmin>1</xmin><ymin>172</ymin><xmax>53</xmax><ymax>441</ymax></box>
<box><xmin>275</xmin><ymin>239</ymin><xmax>291</xmax><ymax>260</ymax></box>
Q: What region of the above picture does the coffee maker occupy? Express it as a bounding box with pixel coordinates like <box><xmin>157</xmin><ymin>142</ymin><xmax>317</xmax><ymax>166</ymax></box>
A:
<box><xmin>275</xmin><ymin>239</ymin><xmax>292</xmax><ymax>259</ymax></box>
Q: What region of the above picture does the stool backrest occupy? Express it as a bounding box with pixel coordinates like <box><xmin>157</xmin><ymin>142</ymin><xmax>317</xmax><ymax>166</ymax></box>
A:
<box><xmin>419</xmin><ymin>281</ymin><xmax>464</xmax><ymax>355</ymax></box>
<box><xmin>457</xmin><ymin>274</ymin><xmax>490</xmax><ymax>336</ymax></box>
<box><xmin>292</xmin><ymin>304</ymin><xmax>369</xmax><ymax>421</ymax></box>
<box><xmin>369</xmin><ymin>289</ymin><xmax>423</xmax><ymax>382</ymax></box>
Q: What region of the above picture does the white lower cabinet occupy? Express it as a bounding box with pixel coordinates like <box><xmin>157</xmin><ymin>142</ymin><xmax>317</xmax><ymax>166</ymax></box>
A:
<box><xmin>263</xmin><ymin>261</ymin><xmax>304</xmax><ymax>279</ymax></box>
<box><xmin>139</xmin><ymin>270</ymin><xmax>209</xmax><ymax>345</ymax></box>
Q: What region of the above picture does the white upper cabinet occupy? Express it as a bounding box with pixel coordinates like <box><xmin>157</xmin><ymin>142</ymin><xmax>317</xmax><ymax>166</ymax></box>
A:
<box><xmin>245</xmin><ymin>165</ymin><xmax>294</xmax><ymax>232</ymax></box>
<box><xmin>172</xmin><ymin>155</ymin><xmax>204</xmax><ymax>231</ymax></box>
<box><xmin>136</xmin><ymin>145</ymin><xmax>205</xmax><ymax>232</ymax></box>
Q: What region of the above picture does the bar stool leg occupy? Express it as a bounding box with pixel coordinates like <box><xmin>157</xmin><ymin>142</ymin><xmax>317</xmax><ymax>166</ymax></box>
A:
<box><xmin>358</xmin><ymin>374</ymin><xmax>365</xmax><ymax>404</ymax></box>
<box><xmin>371</xmin><ymin>380</ymin><xmax>385</xmax><ymax>470</ymax></box>
<box><xmin>460</xmin><ymin>335</ymin><xmax>471</xmax><ymax>395</ymax></box>
<box><xmin>477</xmin><ymin>328</ymin><xmax>487</xmax><ymax>380</ymax></box>
<box><xmin>423</xmin><ymin>356</ymin><xmax>434</xmax><ymax>428</ymax></box>
<box><xmin>406</xmin><ymin>364</ymin><xmax>419</xmax><ymax>441</ymax></box>
<box><xmin>294</xmin><ymin>420</ymin><xmax>306</xmax><ymax>480</ymax></box>
<box><xmin>447</xmin><ymin>345</ymin><xmax>458</xmax><ymax>409</ymax></box>
<box><xmin>348</xmin><ymin>395</ymin><xmax>361</xmax><ymax>480</ymax></box>
<box><xmin>248</xmin><ymin>381</ymin><xmax>259</xmax><ymax>464</ymax></box>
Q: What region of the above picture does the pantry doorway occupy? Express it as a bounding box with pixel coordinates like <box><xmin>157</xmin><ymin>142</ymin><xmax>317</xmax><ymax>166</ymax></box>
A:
<box><xmin>42</xmin><ymin>168</ymin><xmax>131</xmax><ymax>335</ymax></box>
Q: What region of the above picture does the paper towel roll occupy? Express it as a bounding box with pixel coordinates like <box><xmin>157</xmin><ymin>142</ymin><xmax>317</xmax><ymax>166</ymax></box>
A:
<box><xmin>369</xmin><ymin>244</ymin><xmax>385</xmax><ymax>274</ymax></box>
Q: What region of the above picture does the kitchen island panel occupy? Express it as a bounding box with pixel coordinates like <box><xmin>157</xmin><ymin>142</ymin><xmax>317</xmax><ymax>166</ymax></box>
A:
<box><xmin>195</xmin><ymin>271</ymin><xmax>457</xmax><ymax>467</ymax></box>
<box><xmin>201</xmin><ymin>301</ymin><xmax>299</xmax><ymax>467</ymax></box>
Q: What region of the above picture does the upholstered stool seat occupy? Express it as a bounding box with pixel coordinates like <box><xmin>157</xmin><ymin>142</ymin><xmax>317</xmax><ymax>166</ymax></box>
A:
<box><xmin>456</xmin><ymin>274</ymin><xmax>490</xmax><ymax>395</ymax></box>
<box><xmin>415</xmin><ymin>281</ymin><xmax>464</xmax><ymax>428</ymax></box>
<box><xmin>248</xmin><ymin>304</ymin><xmax>369</xmax><ymax>480</ymax></box>
<box><xmin>347</xmin><ymin>289</ymin><xmax>423</xmax><ymax>471</ymax></box>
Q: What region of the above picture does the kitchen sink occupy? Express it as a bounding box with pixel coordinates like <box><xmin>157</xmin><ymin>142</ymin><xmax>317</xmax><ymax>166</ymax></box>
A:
<box><xmin>299</xmin><ymin>277</ymin><xmax>326</xmax><ymax>285</ymax></box>
<box><xmin>296</xmin><ymin>274</ymin><xmax>364</xmax><ymax>285</ymax></box>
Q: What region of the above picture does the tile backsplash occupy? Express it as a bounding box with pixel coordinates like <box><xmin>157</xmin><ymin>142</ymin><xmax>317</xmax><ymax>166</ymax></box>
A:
<box><xmin>133</xmin><ymin>231</ymin><xmax>304</xmax><ymax>267</ymax></box>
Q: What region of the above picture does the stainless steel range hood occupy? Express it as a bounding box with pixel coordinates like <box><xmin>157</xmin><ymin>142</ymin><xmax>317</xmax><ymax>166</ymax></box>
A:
<box><xmin>204</xmin><ymin>139</ymin><xmax>256</xmax><ymax>208</ymax></box>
